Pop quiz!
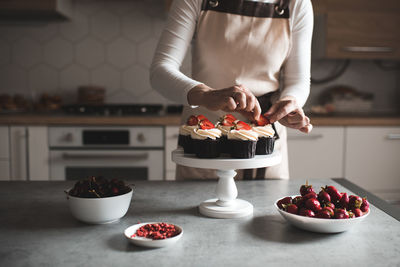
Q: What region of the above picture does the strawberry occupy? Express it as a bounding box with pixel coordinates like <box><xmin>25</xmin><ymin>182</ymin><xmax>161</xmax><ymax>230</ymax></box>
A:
<box><xmin>360</xmin><ymin>198</ymin><xmax>369</xmax><ymax>212</ymax></box>
<box><xmin>197</xmin><ymin>115</ymin><xmax>207</xmax><ymax>121</ymax></box>
<box><xmin>254</xmin><ymin>114</ymin><xmax>270</xmax><ymax>126</ymax></box>
<box><xmin>299</xmin><ymin>208</ymin><xmax>315</xmax><ymax>217</ymax></box>
<box><xmin>334</xmin><ymin>208</ymin><xmax>349</xmax><ymax>219</ymax></box>
<box><xmin>284</xmin><ymin>203</ymin><xmax>298</xmax><ymax>215</ymax></box>
<box><xmin>316</xmin><ymin>209</ymin><xmax>331</xmax><ymax>219</ymax></box>
<box><xmin>199</xmin><ymin>119</ymin><xmax>215</xmax><ymax>130</ymax></box>
<box><xmin>338</xmin><ymin>192</ymin><xmax>349</xmax><ymax>209</ymax></box>
<box><xmin>305</xmin><ymin>198</ymin><xmax>322</xmax><ymax>212</ymax></box>
<box><xmin>220</xmin><ymin>114</ymin><xmax>236</xmax><ymax>126</ymax></box>
<box><xmin>186</xmin><ymin>115</ymin><xmax>198</xmax><ymax>126</ymax></box>
<box><xmin>353</xmin><ymin>208</ymin><xmax>363</xmax><ymax>217</ymax></box>
<box><xmin>324</xmin><ymin>185</ymin><xmax>342</xmax><ymax>202</ymax></box>
<box><xmin>224</xmin><ymin>114</ymin><xmax>236</xmax><ymax>122</ymax></box>
<box><xmin>235</xmin><ymin>121</ymin><xmax>251</xmax><ymax>130</ymax></box>
<box><xmin>318</xmin><ymin>189</ymin><xmax>331</xmax><ymax>204</ymax></box>
<box><xmin>277</xmin><ymin>196</ymin><xmax>292</xmax><ymax>209</ymax></box>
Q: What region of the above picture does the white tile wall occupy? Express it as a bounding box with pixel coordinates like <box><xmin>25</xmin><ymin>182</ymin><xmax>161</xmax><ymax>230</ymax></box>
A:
<box><xmin>0</xmin><ymin>0</ymin><xmax>398</xmax><ymax>110</ymax></box>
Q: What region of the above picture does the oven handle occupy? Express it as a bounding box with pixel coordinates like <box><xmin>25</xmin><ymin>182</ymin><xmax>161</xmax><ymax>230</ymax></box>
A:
<box><xmin>61</xmin><ymin>152</ymin><xmax>149</xmax><ymax>160</ymax></box>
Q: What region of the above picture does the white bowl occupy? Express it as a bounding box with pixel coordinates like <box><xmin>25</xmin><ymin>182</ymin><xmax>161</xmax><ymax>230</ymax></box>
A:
<box><xmin>67</xmin><ymin>189</ymin><xmax>133</xmax><ymax>224</ymax></box>
<box><xmin>124</xmin><ymin>222</ymin><xmax>183</xmax><ymax>248</ymax></box>
<box><xmin>275</xmin><ymin>196</ymin><xmax>370</xmax><ymax>233</ymax></box>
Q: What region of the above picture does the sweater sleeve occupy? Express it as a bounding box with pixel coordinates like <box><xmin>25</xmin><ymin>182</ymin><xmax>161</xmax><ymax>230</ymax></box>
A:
<box><xmin>150</xmin><ymin>0</ymin><xmax>202</xmax><ymax>106</ymax></box>
<box><xmin>279</xmin><ymin>0</ymin><xmax>314</xmax><ymax>107</ymax></box>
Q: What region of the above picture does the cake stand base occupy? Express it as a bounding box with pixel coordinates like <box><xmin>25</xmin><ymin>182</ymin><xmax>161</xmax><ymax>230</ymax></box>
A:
<box><xmin>199</xmin><ymin>198</ymin><xmax>254</xmax><ymax>219</ymax></box>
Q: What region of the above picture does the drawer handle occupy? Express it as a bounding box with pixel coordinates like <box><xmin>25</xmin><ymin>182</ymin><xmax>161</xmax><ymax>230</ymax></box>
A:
<box><xmin>62</xmin><ymin>153</ymin><xmax>149</xmax><ymax>160</ymax></box>
<box><xmin>342</xmin><ymin>46</ymin><xmax>394</xmax><ymax>53</ymax></box>
<box><xmin>386</xmin><ymin>134</ymin><xmax>400</xmax><ymax>140</ymax></box>
<box><xmin>288</xmin><ymin>134</ymin><xmax>323</xmax><ymax>140</ymax></box>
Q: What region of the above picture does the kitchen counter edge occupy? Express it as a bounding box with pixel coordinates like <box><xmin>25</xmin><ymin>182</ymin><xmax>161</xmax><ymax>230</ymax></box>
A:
<box><xmin>0</xmin><ymin>114</ymin><xmax>400</xmax><ymax>126</ymax></box>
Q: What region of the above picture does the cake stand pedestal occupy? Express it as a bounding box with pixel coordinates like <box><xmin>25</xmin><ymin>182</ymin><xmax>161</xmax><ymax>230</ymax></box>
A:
<box><xmin>172</xmin><ymin>149</ymin><xmax>282</xmax><ymax>219</ymax></box>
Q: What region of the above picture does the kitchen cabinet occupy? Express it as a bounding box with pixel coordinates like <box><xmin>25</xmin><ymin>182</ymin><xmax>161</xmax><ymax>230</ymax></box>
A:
<box><xmin>287</xmin><ymin>127</ymin><xmax>345</xmax><ymax>180</ymax></box>
<box><xmin>0</xmin><ymin>126</ymin><xmax>10</xmax><ymax>180</ymax></box>
<box><xmin>345</xmin><ymin>127</ymin><xmax>400</xmax><ymax>201</ymax></box>
<box><xmin>313</xmin><ymin>0</ymin><xmax>400</xmax><ymax>59</ymax></box>
<box><xmin>165</xmin><ymin>126</ymin><xmax>179</xmax><ymax>180</ymax></box>
<box><xmin>9</xmin><ymin>126</ymin><xmax>27</xmax><ymax>180</ymax></box>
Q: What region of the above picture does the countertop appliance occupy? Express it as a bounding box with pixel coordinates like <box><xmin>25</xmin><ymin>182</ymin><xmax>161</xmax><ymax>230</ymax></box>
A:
<box><xmin>49</xmin><ymin>126</ymin><xmax>164</xmax><ymax>181</ymax></box>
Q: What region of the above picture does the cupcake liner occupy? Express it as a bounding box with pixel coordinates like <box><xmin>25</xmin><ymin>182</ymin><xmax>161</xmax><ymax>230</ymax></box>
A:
<box><xmin>220</xmin><ymin>135</ymin><xmax>230</xmax><ymax>155</ymax></box>
<box><xmin>256</xmin><ymin>137</ymin><xmax>275</xmax><ymax>155</ymax></box>
<box><xmin>193</xmin><ymin>138</ymin><xmax>220</xmax><ymax>158</ymax></box>
<box><xmin>229</xmin><ymin>139</ymin><xmax>256</xmax><ymax>159</ymax></box>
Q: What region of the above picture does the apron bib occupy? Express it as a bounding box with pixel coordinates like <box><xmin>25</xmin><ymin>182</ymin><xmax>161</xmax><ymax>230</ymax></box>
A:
<box><xmin>177</xmin><ymin>0</ymin><xmax>291</xmax><ymax>180</ymax></box>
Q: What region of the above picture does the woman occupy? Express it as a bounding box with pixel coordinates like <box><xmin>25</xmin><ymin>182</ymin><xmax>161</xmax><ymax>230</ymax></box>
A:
<box><xmin>151</xmin><ymin>0</ymin><xmax>313</xmax><ymax>179</ymax></box>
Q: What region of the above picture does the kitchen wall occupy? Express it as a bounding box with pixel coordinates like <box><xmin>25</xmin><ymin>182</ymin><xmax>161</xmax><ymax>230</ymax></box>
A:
<box><xmin>0</xmin><ymin>0</ymin><xmax>398</xmax><ymax>111</ymax></box>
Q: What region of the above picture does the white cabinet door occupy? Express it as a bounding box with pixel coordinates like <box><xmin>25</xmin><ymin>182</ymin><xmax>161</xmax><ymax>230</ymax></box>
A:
<box><xmin>9</xmin><ymin>126</ymin><xmax>27</xmax><ymax>180</ymax></box>
<box><xmin>165</xmin><ymin>126</ymin><xmax>179</xmax><ymax>180</ymax></box>
<box><xmin>287</xmin><ymin>127</ymin><xmax>345</xmax><ymax>180</ymax></box>
<box><xmin>28</xmin><ymin>126</ymin><xmax>49</xmax><ymax>181</ymax></box>
<box><xmin>345</xmin><ymin>127</ymin><xmax>400</xmax><ymax>193</ymax></box>
<box><xmin>0</xmin><ymin>126</ymin><xmax>10</xmax><ymax>180</ymax></box>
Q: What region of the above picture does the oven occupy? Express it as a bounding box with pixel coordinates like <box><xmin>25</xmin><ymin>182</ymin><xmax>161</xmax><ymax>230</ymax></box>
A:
<box><xmin>49</xmin><ymin>126</ymin><xmax>164</xmax><ymax>181</ymax></box>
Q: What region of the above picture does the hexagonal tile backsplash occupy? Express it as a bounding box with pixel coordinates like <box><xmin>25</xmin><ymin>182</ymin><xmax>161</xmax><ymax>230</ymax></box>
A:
<box><xmin>0</xmin><ymin>0</ymin><xmax>186</xmax><ymax>105</ymax></box>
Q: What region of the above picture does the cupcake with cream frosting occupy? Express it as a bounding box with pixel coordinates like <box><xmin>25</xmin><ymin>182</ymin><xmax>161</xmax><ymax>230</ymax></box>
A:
<box><xmin>251</xmin><ymin>114</ymin><xmax>276</xmax><ymax>155</ymax></box>
<box><xmin>191</xmin><ymin>117</ymin><xmax>222</xmax><ymax>158</ymax></box>
<box><xmin>216</xmin><ymin>114</ymin><xmax>236</xmax><ymax>154</ymax></box>
<box><xmin>227</xmin><ymin>120</ymin><xmax>258</xmax><ymax>158</ymax></box>
<box><xmin>178</xmin><ymin>115</ymin><xmax>200</xmax><ymax>154</ymax></box>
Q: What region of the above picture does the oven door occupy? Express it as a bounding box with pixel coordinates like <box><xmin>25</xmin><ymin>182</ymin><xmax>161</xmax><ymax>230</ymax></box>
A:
<box><xmin>49</xmin><ymin>150</ymin><xmax>163</xmax><ymax>181</ymax></box>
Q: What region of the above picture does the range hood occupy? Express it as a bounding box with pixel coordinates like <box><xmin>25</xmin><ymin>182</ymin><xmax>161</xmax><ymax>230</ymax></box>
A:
<box><xmin>0</xmin><ymin>0</ymin><xmax>71</xmax><ymax>21</ymax></box>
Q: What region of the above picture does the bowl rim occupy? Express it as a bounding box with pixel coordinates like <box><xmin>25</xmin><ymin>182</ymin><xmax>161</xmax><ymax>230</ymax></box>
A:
<box><xmin>66</xmin><ymin>187</ymin><xmax>133</xmax><ymax>200</ymax></box>
<box><xmin>124</xmin><ymin>222</ymin><xmax>183</xmax><ymax>242</ymax></box>
<box><xmin>274</xmin><ymin>195</ymin><xmax>370</xmax><ymax>221</ymax></box>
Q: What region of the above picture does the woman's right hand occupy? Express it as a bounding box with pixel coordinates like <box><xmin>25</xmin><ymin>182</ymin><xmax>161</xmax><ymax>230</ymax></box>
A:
<box><xmin>187</xmin><ymin>84</ymin><xmax>261</xmax><ymax>121</ymax></box>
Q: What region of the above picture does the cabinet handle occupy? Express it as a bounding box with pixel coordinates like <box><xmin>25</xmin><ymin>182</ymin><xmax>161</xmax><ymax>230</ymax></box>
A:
<box><xmin>62</xmin><ymin>153</ymin><xmax>149</xmax><ymax>160</ymax></box>
<box><xmin>342</xmin><ymin>46</ymin><xmax>394</xmax><ymax>53</ymax></box>
<box><xmin>386</xmin><ymin>134</ymin><xmax>400</xmax><ymax>140</ymax></box>
<box><xmin>288</xmin><ymin>134</ymin><xmax>323</xmax><ymax>140</ymax></box>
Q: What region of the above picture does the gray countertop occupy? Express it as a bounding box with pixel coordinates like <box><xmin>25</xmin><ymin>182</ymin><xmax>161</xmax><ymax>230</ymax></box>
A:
<box><xmin>1</xmin><ymin>179</ymin><xmax>400</xmax><ymax>267</ymax></box>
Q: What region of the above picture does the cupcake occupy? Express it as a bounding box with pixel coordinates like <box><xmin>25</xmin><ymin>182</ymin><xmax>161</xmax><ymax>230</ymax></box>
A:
<box><xmin>191</xmin><ymin>117</ymin><xmax>222</xmax><ymax>158</ymax></box>
<box><xmin>178</xmin><ymin>115</ymin><xmax>199</xmax><ymax>154</ymax></box>
<box><xmin>251</xmin><ymin>115</ymin><xmax>276</xmax><ymax>155</ymax></box>
<box><xmin>227</xmin><ymin>120</ymin><xmax>258</xmax><ymax>158</ymax></box>
<box><xmin>216</xmin><ymin>114</ymin><xmax>236</xmax><ymax>154</ymax></box>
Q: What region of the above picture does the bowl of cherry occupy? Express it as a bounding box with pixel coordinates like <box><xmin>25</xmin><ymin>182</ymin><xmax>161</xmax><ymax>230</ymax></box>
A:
<box><xmin>275</xmin><ymin>181</ymin><xmax>370</xmax><ymax>233</ymax></box>
<box><xmin>66</xmin><ymin>176</ymin><xmax>133</xmax><ymax>224</ymax></box>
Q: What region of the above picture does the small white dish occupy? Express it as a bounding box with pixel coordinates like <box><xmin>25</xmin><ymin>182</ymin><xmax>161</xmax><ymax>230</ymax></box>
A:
<box><xmin>275</xmin><ymin>196</ymin><xmax>370</xmax><ymax>233</ymax></box>
<box><xmin>124</xmin><ymin>222</ymin><xmax>183</xmax><ymax>248</ymax></box>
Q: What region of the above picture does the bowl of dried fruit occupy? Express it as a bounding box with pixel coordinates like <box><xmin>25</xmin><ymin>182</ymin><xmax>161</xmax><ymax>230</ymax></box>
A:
<box><xmin>124</xmin><ymin>222</ymin><xmax>183</xmax><ymax>248</ymax></box>
<box><xmin>275</xmin><ymin>181</ymin><xmax>370</xmax><ymax>233</ymax></box>
<box><xmin>66</xmin><ymin>176</ymin><xmax>133</xmax><ymax>224</ymax></box>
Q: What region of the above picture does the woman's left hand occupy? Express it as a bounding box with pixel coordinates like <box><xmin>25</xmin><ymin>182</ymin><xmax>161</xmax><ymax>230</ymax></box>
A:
<box><xmin>265</xmin><ymin>96</ymin><xmax>312</xmax><ymax>133</ymax></box>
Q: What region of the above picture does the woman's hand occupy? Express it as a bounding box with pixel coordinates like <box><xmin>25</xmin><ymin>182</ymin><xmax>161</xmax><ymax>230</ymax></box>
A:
<box><xmin>187</xmin><ymin>84</ymin><xmax>261</xmax><ymax>120</ymax></box>
<box><xmin>265</xmin><ymin>96</ymin><xmax>312</xmax><ymax>133</ymax></box>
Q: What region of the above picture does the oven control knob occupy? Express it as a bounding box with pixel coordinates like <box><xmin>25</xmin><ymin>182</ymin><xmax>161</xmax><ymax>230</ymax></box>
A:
<box><xmin>137</xmin><ymin>133</ymin><xmax>146</xmax><ymax>143</ymax></box>
<box><xmin>64</xmin><ymin>133</ymin><xmax>73</xmax><ymax>142</ymax></box>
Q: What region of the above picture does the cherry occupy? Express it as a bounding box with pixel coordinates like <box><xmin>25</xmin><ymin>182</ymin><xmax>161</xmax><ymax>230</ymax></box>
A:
<box><xmin>284</xmin><ymin>204</ymin><xmax>298</xmax><ymax>215</ymax></box>
<box><xmin>300</xmin><ymin>181</ymin><xmax>315</xmax><ymax>196</ymax></box>
<box><xmin>334</xmin><ymin>208</ymin><xmax>350</xmax><ymax>219</ymax></box>
<box><xmin>318</xmin><ymin>189</ymin><xmax>331</xmax><ymax>204</ymax></box>
<box><xmin>361</xmin><ymin>198</ymin><xmax>370</xmax><ymax>212</ymax></box>
<box><xmin>305</xmin><ymin>198</ymin><xmax>322</xmax><ymax>212</ymax></box>
<box><xmin>292</xmin><ymin>196</ymin><xmax>305</xmax><ymax>208</ymax></box>
<box><xmin>321</xmin><ymin>206</ymin><xmax>334</xmax><ymax>217</ymax></box>
<box><xmin>303</xmin><ymin>192</ymin><xmax>318</xmax><ymax>200</ymax></box>
<box><xmin>339</xmin><ymin>192</ymin><xmax>349</xmax><ymax>209</ymax></box>
<box><xmin>299</xmin><ymin>208</ymin><xmax>315</xmax><ymax>217</ymax></box>
<box><xmin>325</xmin><ymin>185</ymin><xmax>342</xmax><ymax>202</ymax></box>
<box><xmin>353</xmin><ymin>208</ymin><xmax>363</xmax><ymax>217</ymax></box>
<box><xmin>349</xmin><ymin>195</ymin><xmax>363</xmax><ymax>210</ymax></box>
<box><xmin>316</xmin><ymin>210</ymin><xmax>331</xmax><ymax>219</ymax></box>
<box><xmin>277</xmin><ymin>196</ymin><xmax>292</xmax><ymax>209</ymax></box>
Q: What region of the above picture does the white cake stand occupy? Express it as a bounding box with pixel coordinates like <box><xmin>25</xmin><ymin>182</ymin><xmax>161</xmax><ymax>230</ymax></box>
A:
<box><xmin>172</xmin><ymin>149</ymin><xmax>282</xmax><ymax>219</ymax></box>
